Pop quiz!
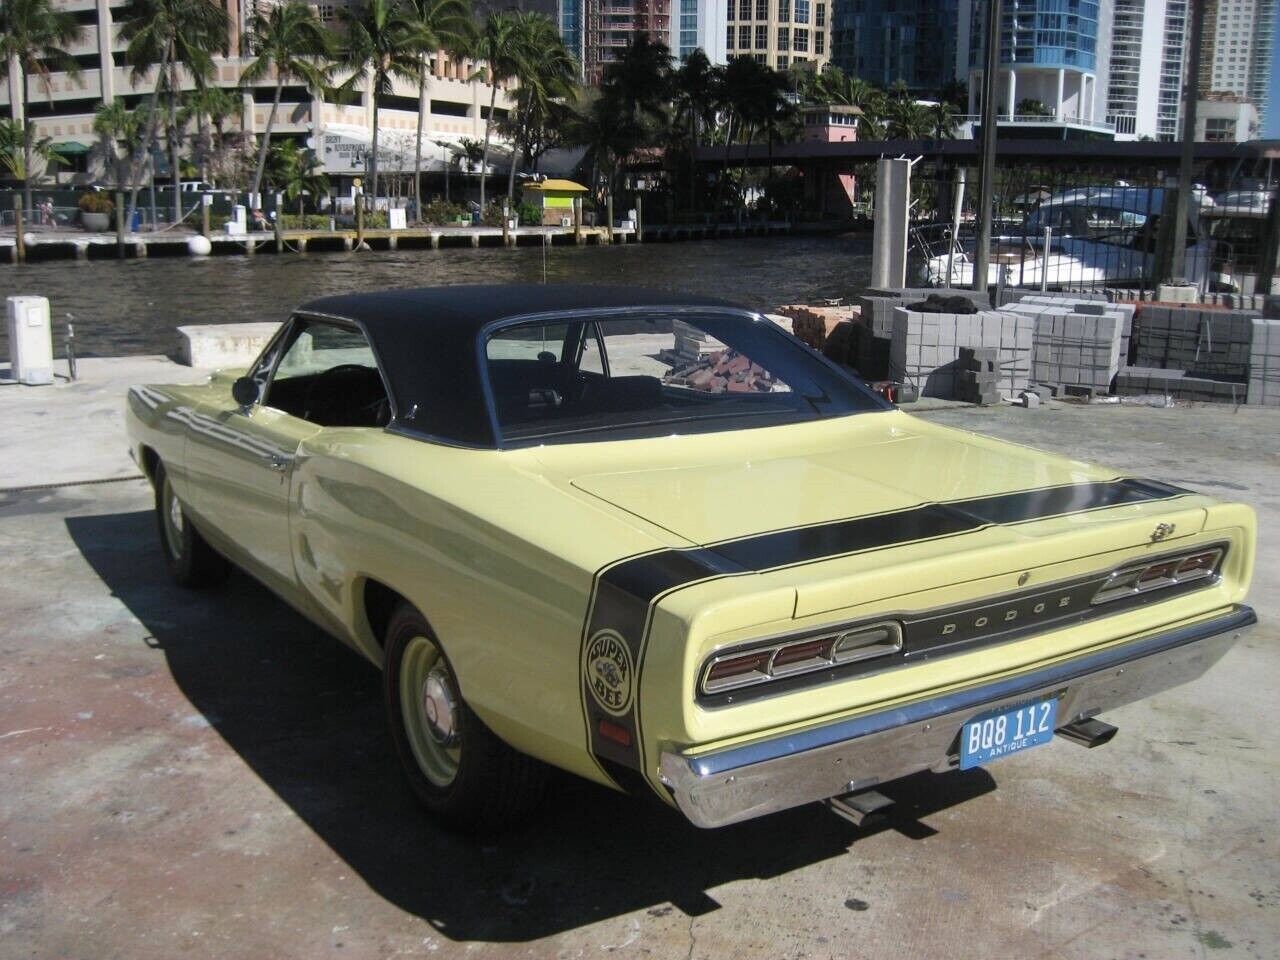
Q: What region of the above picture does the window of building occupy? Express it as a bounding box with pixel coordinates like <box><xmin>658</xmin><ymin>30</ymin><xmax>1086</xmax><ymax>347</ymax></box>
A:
<box><xmin>777</xmin><ymin>54</ymin><xmax>789</xmax><ymax>67</ymax></box>
<box><xmin>778</xmin><ymin>26</ymin><xmax>789</xmax><ymax>49</ymax></box>
<box><xmin>739</xmin><ymin>0</ymin><xmax>751</xmax><ymax>19</ymax></box>
<box><xmin>756</xmin><ymin>0</ymin><xmax>768</xmax><ymax>18</ymax></box>
<box><xmin>815</xmin><ymin>30</ymin><xmax>824</xmax><ymax>54</ymax></box>
<box><xmin>739</xmin><ymin>23</ymin><xmax>751</xmax><ymax>46</ymax></box>
<box><xmin>793</xmin><ymin>27</ymin><xmax>809</xmax><ymax>51</ymax></box>
<box><xmin>794</xmin><ymin>0</ymin><xmax>809</xmax><ymax>22</ymax></box>
<box><xmin>779</xmin><ymin>0</ymin><xmax>790</xmax><ymax>20</ymax></box>
<box><xmin>755</xmin><ymin>24</ymin><xmax>768</xmax><ymax>47</ymax></box>
<box><xmin>727</xmin><ymin>23</ymin><xmax>735</xmax><ymax>46</ymax></box>
<box><xmin>816</xmin><ymin>3</ymin><xmax>825</xmax><ymax>26</ymax></box>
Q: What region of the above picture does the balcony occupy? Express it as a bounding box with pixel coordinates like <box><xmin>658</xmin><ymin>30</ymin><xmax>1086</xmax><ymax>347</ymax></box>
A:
<box><xmin>955</xmin><ymin>112</ymin><xmax>1117</xmax><ymax>139</ymax></box>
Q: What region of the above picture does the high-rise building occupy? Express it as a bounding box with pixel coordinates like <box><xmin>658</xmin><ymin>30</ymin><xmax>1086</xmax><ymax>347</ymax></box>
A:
<box><xmin>957</xmin><ymin>0</ymin><xmax>1114</xmax><ymax>137</ymax></box>
<box><xmin>1200</xmin><ymin>0</ymin><xmax>1275</xmax><ymax>125</ymax></box>
<box><xmin>570</xmin><ymin>0</ymin><xmax>673</xmax><ymax>83</ymax></box>
<box><xmin>830</xmin><ymin>0</ymin><xmax>959</xmax><ymax>92</ymax></box>
<box><xmin>674</xmin><ymin>0</ymin><xmax>730</xmax><ymax>62</ymax></box>
<box><xmin>723</xmin><ymin>0</ymin><xmax>832</xmax><ymax>71</ymax></box>
<box><xmin>1104</xmin><ymin>0</ymin><xmax>1168</xmax><ymax>138</ymax></box>
<box><xmin>0</xmin><ymin>0</ymin><xmax>511</xmax><ymax>188</ymax></box>
<box><xmin>1154</xmin><ymin>0</ymin><xmax>1190</xmax><ymax>139</ymax></box>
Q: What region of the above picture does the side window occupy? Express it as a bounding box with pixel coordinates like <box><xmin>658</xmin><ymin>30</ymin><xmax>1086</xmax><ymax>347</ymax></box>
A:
<box><xmin>579</xmin><ymin>322</ymin><xmax>605</xmax><ymax>375</ymax></box>
<box><xmin>263</xmin><ymin>320</ymin><xmax>390</xmax><ymax>427</ymax></box>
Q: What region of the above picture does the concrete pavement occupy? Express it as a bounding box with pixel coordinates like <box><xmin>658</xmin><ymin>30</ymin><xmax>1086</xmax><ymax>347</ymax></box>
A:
<box><xmin>0</xmin><ymin>361</ymin><xmax>1277</xmax><ymax>959</ymax></box>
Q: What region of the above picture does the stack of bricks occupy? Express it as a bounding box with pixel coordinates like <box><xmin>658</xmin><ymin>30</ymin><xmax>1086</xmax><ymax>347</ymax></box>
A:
<box><xmin>775</xmin><ymin>303</ymin><xmax>860</xmax><ymax>352</ymax></box>
<box><xmin>858</xmin><ymin>287</ymin><xmax>991</xmax><ymax>339</ymax></box>
<box><xmin>956</xmin><ymin>347</ymin><xmax>1001</xmax><ymax>405</ymax></box>
<box><xmin>1248</xmin><ymin>319</ymin><xmax>1280</xmax><ymax>406</ymax></box>
<box><xmin>1132</xmin><ymin>305</ymin><xmax>1255</xmax><ymax>381</ymax></box>
<box><xmin>888</xmin><ymin>307</ymin><xmax>1033</xmax><ymax>399</ymax></box>
<box><xmin>1011</xmin><ymin>294</ymin><xmax>1135</xmax><ymax>362</ymax></box>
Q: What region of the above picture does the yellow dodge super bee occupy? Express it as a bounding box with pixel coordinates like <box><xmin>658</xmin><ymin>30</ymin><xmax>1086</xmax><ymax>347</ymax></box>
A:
<box><xmin>125</xmin><ymin>285</ymin><xmax>1256</xmax><ymax>831</ymax></box>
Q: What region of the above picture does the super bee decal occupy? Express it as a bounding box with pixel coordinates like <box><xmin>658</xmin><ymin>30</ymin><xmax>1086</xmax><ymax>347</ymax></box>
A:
<box><xmin>579</xmin><ymin>478</ymin><xmax>1189</xmax><ymax>790</ymax></box>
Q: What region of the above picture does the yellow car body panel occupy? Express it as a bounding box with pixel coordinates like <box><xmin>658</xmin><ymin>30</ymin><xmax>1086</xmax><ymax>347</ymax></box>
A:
<box><xmin>124</xmin><ymin>291</ymin><xmax>1256</xmax><ymax>826</ymax></box>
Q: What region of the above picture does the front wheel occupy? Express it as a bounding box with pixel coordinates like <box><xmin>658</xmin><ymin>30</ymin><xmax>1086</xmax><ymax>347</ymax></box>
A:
<box><xmin>154</xmin><ymin>462</ymin><xmax>229</xmax><ymax>588</ymax></box>
<box><xmin>383</xmin><ymin>602</ymin><xmax>546</xmax><ymax>833</ymax></box>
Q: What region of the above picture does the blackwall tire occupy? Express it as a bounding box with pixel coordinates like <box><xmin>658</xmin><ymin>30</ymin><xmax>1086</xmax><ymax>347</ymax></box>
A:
<box><xmin>154</xmin><ymin>462</ymin><xmax>230</xmax><ymax>588</ymax></box>
<box><xmin>383</xmin><ymin>601</ymin><xmax>547</xmax><ymax>833</ymax></box>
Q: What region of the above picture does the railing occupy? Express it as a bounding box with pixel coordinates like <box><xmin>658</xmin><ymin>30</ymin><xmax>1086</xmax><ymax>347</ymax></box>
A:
<box><xmin>954</xmin><ymin>113</ymin><xmax>1117</xmax><ymax>133</ymax></box>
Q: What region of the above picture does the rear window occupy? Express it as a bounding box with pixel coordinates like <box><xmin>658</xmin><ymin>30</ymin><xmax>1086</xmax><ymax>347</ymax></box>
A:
<box><xmin>484</xmin><ymin>311</ymin><xmax>884</xmax><ymax>445</ymax></box>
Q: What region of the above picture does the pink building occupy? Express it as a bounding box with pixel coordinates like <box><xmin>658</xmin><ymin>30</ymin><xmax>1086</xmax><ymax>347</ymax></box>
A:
<box><xmin>799</xmin><ymin>104</ymin><xmax>861</xmax><ymax>218</ymax></box>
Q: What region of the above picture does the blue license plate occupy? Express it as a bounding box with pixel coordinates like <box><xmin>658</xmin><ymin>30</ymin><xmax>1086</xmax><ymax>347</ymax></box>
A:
<box><xmin>959</xmin><ymin>697</ymin><xmax>1058</xmax><ymax>770</ymax></box>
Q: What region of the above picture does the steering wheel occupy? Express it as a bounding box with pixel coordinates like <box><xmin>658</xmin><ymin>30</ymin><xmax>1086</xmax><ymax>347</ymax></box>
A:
<box><xmin>304</xmin><ymin>364</ymin><xmax>387</xmax><ymax>426</ymax></box>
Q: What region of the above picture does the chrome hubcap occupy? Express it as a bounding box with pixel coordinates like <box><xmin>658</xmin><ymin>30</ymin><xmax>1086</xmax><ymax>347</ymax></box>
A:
<box><xmin>399</xmin><ymin>635</ymin><xmax>461</xmax><ymax>787</ymax></box>
<box><xmin>162</xmin><ymin>479</ymin><xmax>184</xmax><ymax>558</ymax></box>
<box><xmin>421</xmin><ymin>669</ymin><xmax>459</xmax><ymax>746</ymax></box>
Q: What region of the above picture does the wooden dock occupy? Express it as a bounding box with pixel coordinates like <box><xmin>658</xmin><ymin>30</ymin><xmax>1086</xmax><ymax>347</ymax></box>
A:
<box><xmin>1</xmin><ymin>220</ymin><xmax>792</xmax><ymax>262</ymax></box>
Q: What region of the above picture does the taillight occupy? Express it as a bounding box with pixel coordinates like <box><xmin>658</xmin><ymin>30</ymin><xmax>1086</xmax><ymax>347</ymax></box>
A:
<box><xmin>1093</xmin><ymin>547</ymin><xmax>1224</xmax><ymax>605</ymax></box>
<box><xmin>700</xmin><ymin>622</ymin><xmax>903</xmax><ymax>696</ymax></box>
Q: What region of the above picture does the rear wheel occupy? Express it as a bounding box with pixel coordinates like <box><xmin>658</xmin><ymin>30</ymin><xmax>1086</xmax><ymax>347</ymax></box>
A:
<box><xmin>154</xmin><ymin>462</ymin><xmax>229</xmax><ymax>588</ymax></box>
<box><xmin>383</xmin><ymin>602</ymin><xmax>546</xmax><ymax>832</ymax></box>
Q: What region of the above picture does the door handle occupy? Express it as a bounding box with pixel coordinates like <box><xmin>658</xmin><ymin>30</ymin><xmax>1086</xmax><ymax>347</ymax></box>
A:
<box><xmin>269</xmin><ymin>454</ymin><xmax>289</xmax><ymax>472</ymax></box>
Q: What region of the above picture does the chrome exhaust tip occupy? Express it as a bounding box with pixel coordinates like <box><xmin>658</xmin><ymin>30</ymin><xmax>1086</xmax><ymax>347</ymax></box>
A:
<box><xmin>827</xmin><ymin>788</ymin><xmax>894</xmax><ymax>828</ymax></box>
<box><xmin>1056</xmin><ymin>717</ymin><xmax>1118</xmax><ymax>748</ymax></box>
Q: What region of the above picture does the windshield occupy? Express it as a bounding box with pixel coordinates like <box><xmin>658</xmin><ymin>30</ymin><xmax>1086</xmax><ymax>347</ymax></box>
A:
<box><xmin>484</xmin><ymin>310</ymin><xmax>886</xmax><ymax>445</ymax></box>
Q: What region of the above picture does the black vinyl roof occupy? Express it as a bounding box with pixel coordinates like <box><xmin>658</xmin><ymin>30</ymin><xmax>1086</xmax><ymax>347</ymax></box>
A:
<box><xmin>295</xmin><ymin>284</ymin><xmax>746</xmax><ymax>447</ymax></box>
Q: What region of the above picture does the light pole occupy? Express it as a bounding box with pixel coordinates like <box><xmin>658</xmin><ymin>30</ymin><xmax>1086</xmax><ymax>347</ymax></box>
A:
<box><xmin>973</xmin><ymin>0</ymin><xmax>1003</xmax><ymax>294</ymax></box>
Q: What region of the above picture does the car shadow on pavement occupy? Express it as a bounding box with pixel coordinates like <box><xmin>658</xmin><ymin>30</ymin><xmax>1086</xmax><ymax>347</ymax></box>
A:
<box><xmin>68</xmin><ymin>509</ymin><xmax>997</xmax><ymax>942</ymax></box>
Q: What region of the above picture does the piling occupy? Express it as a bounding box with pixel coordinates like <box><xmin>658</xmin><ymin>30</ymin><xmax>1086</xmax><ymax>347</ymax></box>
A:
<box><xmin>573</xmin><ymin>198</ymin><xmax>583</xmax><ymax>245</ymax></box>
<box><xmin>13</xmin><ymin>196</ymin><xmax>25</xmax><ymax>264</ymax></box>
<box><xmin>502</xmin><ymin>198</ymin><xmax>510</xmax><ymax>247</ymax></box>
<box><xmin>355</xmin><ymin>193</ymin><xmax>365</xmax><ymax>250</ymax></box>
<box><xmin>636</xmin><ymin>196</ymin><xmax>643</xmax><ymax>243</ymax></box>
<box><xmin>116</xmin><ymin>191</ymin><xmax>126</xmax><ymax>259</ymax></box>
<box><xmin>606</xmin><ymin>195</ymin><xmax>614</xmax><ymax>244</ymax></box>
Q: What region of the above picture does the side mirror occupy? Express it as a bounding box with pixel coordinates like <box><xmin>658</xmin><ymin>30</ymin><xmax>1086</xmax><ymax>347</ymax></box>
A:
<box><xmin>232</xmin><ymin>376</ymin><xmax>260</xmax><ymax>407</ymax></box>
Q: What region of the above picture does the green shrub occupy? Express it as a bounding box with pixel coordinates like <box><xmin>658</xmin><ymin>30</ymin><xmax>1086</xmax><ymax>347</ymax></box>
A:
<box><xmin>279</xmin><ymin>213</ymin><xmax>332</xmax><ymax>230</ymax></box>
<box><xmin>421</xmin><ymin>199</ymin><xmax>468</xmax><ymax>225</ymax></box>
<box><xmin>516</xmin><ymin>201</ymin><xmax>541</xmax><ymax>226</ymax></box>
<box><xmin>78</xmin><ymin>191</ymin><xmax>114</xmax><ymax>213</ymax></box>
<box><xmin>480</xmin><ymin>202</ymin><xmax>508</xmax><ymax>227</ymax></box>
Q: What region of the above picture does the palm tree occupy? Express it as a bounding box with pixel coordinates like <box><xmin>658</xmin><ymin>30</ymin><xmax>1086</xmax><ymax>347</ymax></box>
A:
<box><xmin>0</xmin><ymin>0</ymin><xmax>83</xmax><ymax>216</ymax></box>
<box><xmin>499</xmin><ymin>13</ymin><xmax>577</xmax><ymax>201</ymax></box>
<box><xmin>672</xmin><ymin>50</ymin><xmax>722</xmax><ymax>212</ymax></box>
<box><xmin>264</xmin><ymin>139</ymin><xmax>330</xmax><ymax>216</ymax></box>
<box><xmin>404</xmin><ymin>0</ymin><xmax>471</xmax><ymax>216</ymax></box>
<box><xmin>928</xmin><ymin>100</ymin><xmax>958</xmax><ymax>139</ymax></box>
<box><xmin>93</xmin><ymin>100</ymin><xmax>143</xmax><ymax>189</ymax></box>
<box><xmin>338</xmin><ymin>0</ymin><xmax>426</xmax><ymax>204</ymax></box>
<box><xmin>471</xmin><ymin>11</ymin><xmax>524</xmax><ymax>210</ymax></box>
<box><xmin>0</xmin><ymin>118</ymin><xmax>63</xmax><ymax>188</ymax></box>
<box><xmin>242</xmin><ymin>0</ymin><xmax>335</xmax><ymax>202</ymax></box>
<box><xmin>884</xmin><ymin>98</ymin><xmax>931</xmax><ymax>139</ymax></box>
<box><xmin>179</xmin><ymin>85</ymin><xmax>240</xmax><ymax>184</ymax></box>
<box><xmin>119</xmin><ymin>0</ymin><xmax>229</xmax><ymax>226</ymax></box>
<box><xmin>456</xmin><ymin>135</ymin><xmax>484</xmax><ymax>198</ymax></box>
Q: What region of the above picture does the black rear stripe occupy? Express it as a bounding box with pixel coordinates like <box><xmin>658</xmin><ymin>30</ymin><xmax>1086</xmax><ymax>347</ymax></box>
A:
<box><xmin>578</xmin><ymin>477</ymin><xmax>1189</xmax><ymax>786</ymax></box>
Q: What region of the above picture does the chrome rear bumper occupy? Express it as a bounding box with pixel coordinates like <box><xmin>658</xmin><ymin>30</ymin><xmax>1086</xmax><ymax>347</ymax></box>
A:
<box><xmin>659</xmin><ymin>606</ymin><xmax>1256</xmax><ymax>828</ymax></box>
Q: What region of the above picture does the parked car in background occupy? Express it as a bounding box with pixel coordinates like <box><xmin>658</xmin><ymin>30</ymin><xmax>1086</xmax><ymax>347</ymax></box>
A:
<box><xmin>125</xmin><ymin>285</ymin><xmax>1256</xmax><ymax>831</ymax></box>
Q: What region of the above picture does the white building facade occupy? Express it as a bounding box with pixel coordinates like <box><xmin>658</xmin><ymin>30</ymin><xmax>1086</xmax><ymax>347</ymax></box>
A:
<box><xmin>0</xmin><ymin>0</ymin><xmax>512</xmax><ymax>188</ymax></box>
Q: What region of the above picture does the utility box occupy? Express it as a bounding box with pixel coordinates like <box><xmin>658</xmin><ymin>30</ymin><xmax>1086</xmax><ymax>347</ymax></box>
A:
<box><xmin>6</xmin><ymin>296</ymin><xmax>53</xmax><ymax>385</ymax></box>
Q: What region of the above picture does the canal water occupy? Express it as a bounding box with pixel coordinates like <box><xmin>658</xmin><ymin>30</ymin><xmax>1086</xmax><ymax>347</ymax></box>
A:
<box><xmin>0</xmin><ymin>235</ymin><xmax>871</xmax><ymax>357</ymax></box>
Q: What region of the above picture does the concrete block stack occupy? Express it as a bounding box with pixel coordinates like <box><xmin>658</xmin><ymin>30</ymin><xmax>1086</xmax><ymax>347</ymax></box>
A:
<box><xmin>859</xmin><ymin>287</ymin><xmax>991</xmax><ymax>339</ymax></box>
<box><xmin>1132</xmin><ymin>306</ymin><xmax>1254</xmax><ymax>381</ymax></box>
<box><xmin>956</xmin><ymin>347</ymin><xmax>1001</xmax><ymax>405</ymax></box>
<box><xmin>1248</xmin><ymin>319</ymin><xmax>1280</xmax><ymax>406</ymax></box>
<box><xmin>889</xmin><ymin>307</ymin><xmax>1033</xmax><ymax>399</ymax></box>
<box><xmin>1115</xmin><ymin>367</ymin><xmax>1249</xmax><ymax>403</ymax></box>
<box><xmin>1003</xmin><ymin>295</ymin><xmax>1135</xmax><ymax>372</ymax></box>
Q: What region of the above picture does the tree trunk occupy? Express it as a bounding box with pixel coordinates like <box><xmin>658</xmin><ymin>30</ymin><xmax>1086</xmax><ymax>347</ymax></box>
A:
<box><xmin>506</xmin><ymin>111</ymin><xmax>520</xmax><ymax>202</ymax></box>
<box><xmin>251</xmin><ymin>78</ymin><xmax>284</xmax><ymax>200</ymax></box>
<box><xmin>713</xmin><ymin>111</ymin><xmax>735</xmax><ymax>220</ymax></box>
<box><xmin>369</xmin><ymin>85</ymin><xmax>381</xmax><ymax>207</ymax></box>
<box><xmin>480</xmin><ymin>82</ymin><xmax>496</xmax><ymax>210</ymax></box>
<box><xmin>169</xmin><ymin>53</ymin><xmax>181</xmax><ymax>225</ymax></box>
<box><xmin>413</xmin><ymin>62</ymin><xmax>426</xmax><ymax>222</ymax></box>
<box><xmin>20</xmin><ymin>64</ymin><xmax>32</xmax><ymax>221</ymax></box>
<box><xmin>128</xmin><ymin>45</ymin><xmax>172</xmax><ymax>231</ymax></box>
<box><xmin>197</xmin><ymin>108</ymin><xmax>209</xmax><ymax>183</ymax></box>
<box><xmin>688</xmin><ymin>111</ymin><xmax>697</xmax><ymax>214</ymax></box>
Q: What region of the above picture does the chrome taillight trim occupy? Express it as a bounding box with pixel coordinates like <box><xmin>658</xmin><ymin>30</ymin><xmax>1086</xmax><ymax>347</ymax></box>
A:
<box><xmin>1091</xmin><ymin>547</ymin><xmax>1224</xmax><ymax>606</ymax></box>
<box><xmin>700</xmin><ymin>621</ymin><xmax>904</xmax><ymax>695</ymax></box>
